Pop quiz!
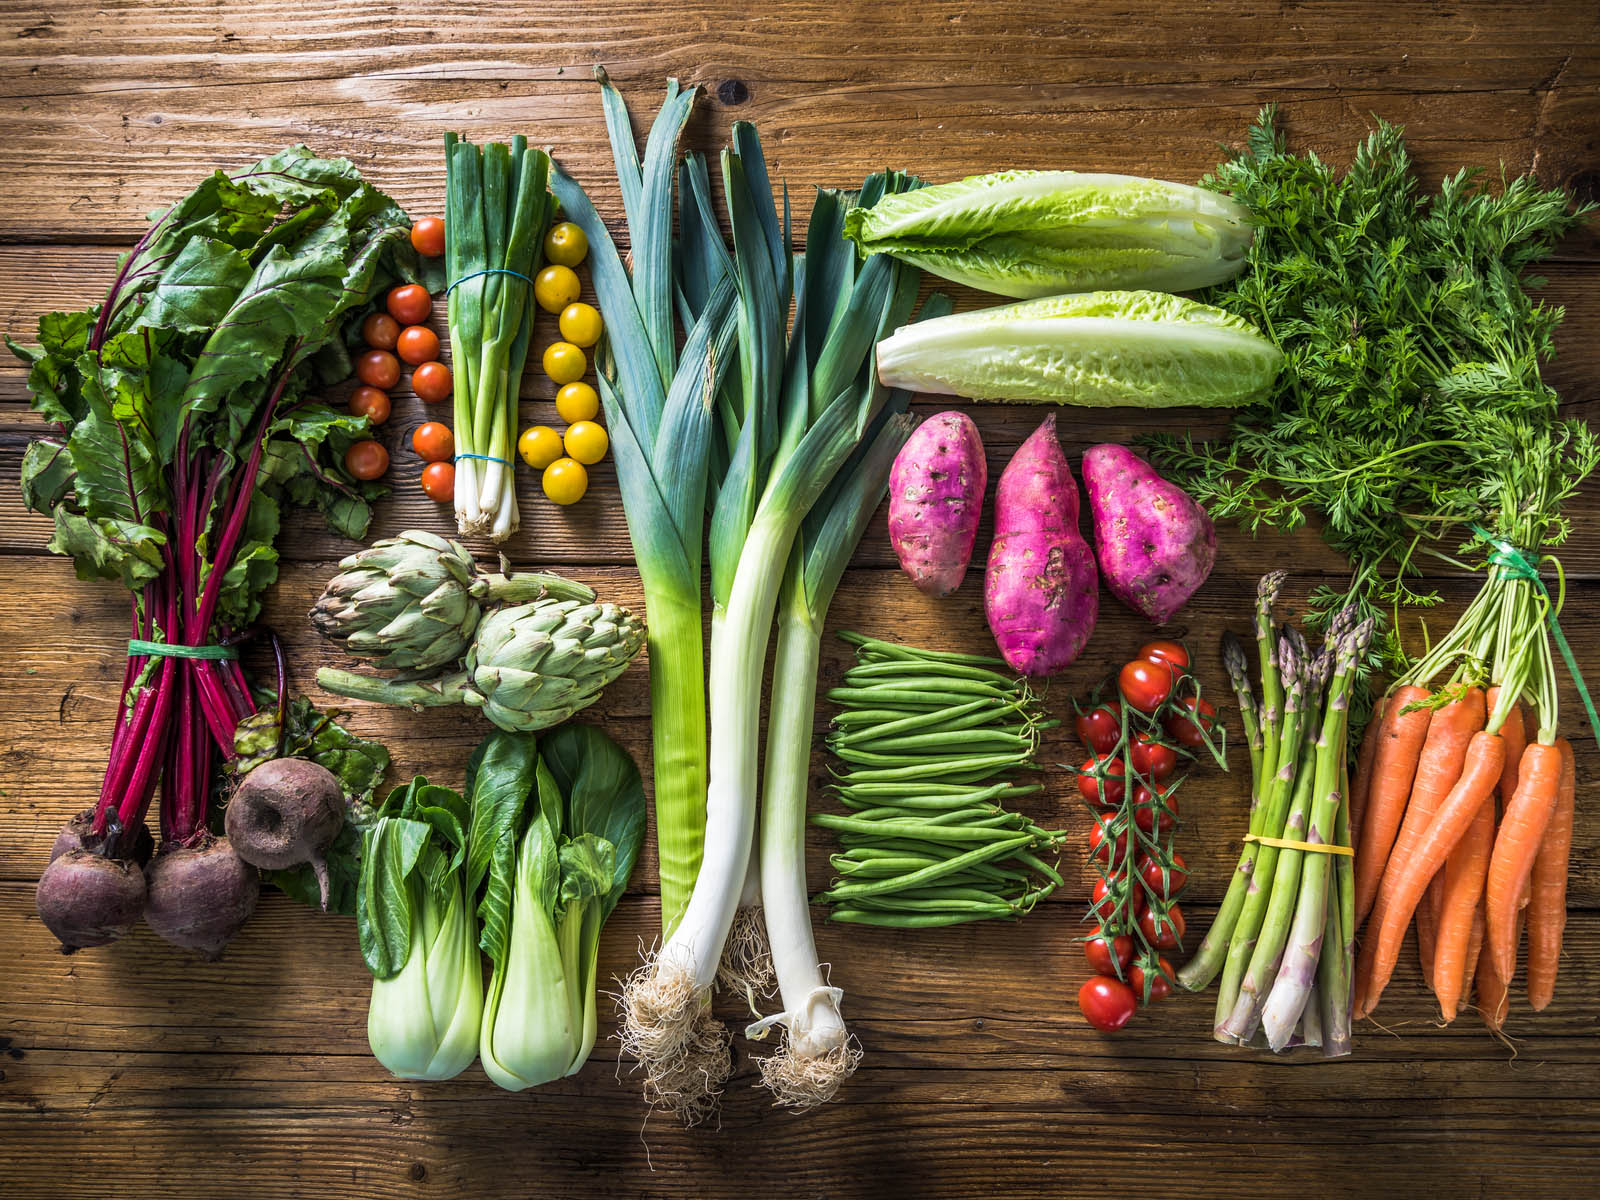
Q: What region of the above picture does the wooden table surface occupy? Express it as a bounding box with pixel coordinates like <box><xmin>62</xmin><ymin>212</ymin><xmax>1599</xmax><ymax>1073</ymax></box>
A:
<box><xmin>3</xmin><ymin>3</ymin><xmax>1598</xmax><ymax>1197</ymax></box>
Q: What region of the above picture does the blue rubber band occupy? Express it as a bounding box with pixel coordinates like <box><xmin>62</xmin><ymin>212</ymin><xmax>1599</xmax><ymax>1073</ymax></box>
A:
<box><xmin>446</xmin><ymin>268</ymin><xmax>535</xmax><ymax>296</ymax></box>
<box><xmin>455</xmin><ymin>453</ymin><xmax>513</xmax><ymax>467</ymax></box>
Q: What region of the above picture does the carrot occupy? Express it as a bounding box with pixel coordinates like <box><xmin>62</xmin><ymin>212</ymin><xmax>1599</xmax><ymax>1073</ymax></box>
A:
<box><xmin>1361</xmin><ymin>728</ymin><xmax>1504</xmax><ymax>1012</ymax></box>
<box><xmin>1348</xmin><ymin>693</ymin><xmax>1387</xmax><ymax>849</ymax></box>
<box><xmin>1353</xmin><ymin>685</ymin><xmax>1434</xmax><ymax>928</ymax></box>
<box><xmin>1525</xmin><ymin>738</ymin><xmax>1575</xmax><ymax>1011</ymax></box>
<box><xmin>1475</xmin><ymin>901</ymin><xmax>1517</xmax><ymax>1034</ymax></box>
<box><xmin>1424</xmin><ymin>873</ymin><xmax>1445</xmax><ymax>973</ymax></box>
<box><xmin>1434</xmin><ymin>789</ymin><xmax>1495</xmax><ymax>1021</ymax></box>
<box><xmin>1488</xmin><ymin>686</ymin><xmax>1526</xmax><ymax>811</ymax></box>
<box><xmin>1414</xmin><ymin>901</ymin><xmax>1437</xmax><ymax>987</ymax></box>
<box><xmin>1485</xmin><ymin>740</ymin><xmax>1563</xmax><ymax>982</ymax></box>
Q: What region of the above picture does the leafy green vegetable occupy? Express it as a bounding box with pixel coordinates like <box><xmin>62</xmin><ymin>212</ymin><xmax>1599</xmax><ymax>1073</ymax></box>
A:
<box><xmin>844</xmin><ymin>169</ymin><xmax>1253</xmax><ymax>298</ymax></box>
<box><xmin>1150</xmin><ymin>108</ymin><xmax>1596</xmax><ymax>660</ymax></box>
<box><xmin>874</xmin><ymin>289</ymin><xmax>1281</xmax><ymax>407</ymax></box>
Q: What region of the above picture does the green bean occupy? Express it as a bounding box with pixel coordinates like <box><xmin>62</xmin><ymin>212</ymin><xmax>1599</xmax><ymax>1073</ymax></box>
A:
<box><xmin>839</xmin><ymin>804</ymin><xmax>997</xmax><ymax>825</ymax></box>
<box><xmin>844</xmin><ymin>659</ymin><xmax>1022</xmax><ymax>687</ymax></box>
<box><xmin>833</xmin><ymin>759</ymin><xmax>1036</xmax><ymax>784</ymax></box>
<box><xmin>818</xmin><ymin>836</ymin><xmax>1033</xmax><ymax>899</ymax></box>
<box><xmin>844</xmin><ymin>895</ymin><xmax>1018</xmax><ymax>914</ymax></box>
<box><xmin>832</xmin><ymin>781</ymin><xmax>1043</xmax><ymax>803</ymax></box>
<box><xmin>867</xmin><ymin>885</ymin><xmax>1018</xmax><ymax>905</ymax></box>
<box><xmin>842</xmin><ymin>728</ymin><xmax>1036</xmax><ymax>754</ymax></box>
<box><xmin>826</xmin><ymin>908</ymin><xmax>1009</xmax><ymax>928</ymax></box>
<box><xmin>832</xmin><ymin>743</ymin><xmax>1031</xmax><ymax>769</ymax></box>
<box><xmin>839</xmin><ymin>631</ymin><xmax>1010</xmax><ymax>669</ymax></box>
<box><xmin>829</xmin><ymin>696</ymin><xmax>999</xmax><ymax>743</ymax></box>
<box><xmin>825</xmin><ymin>688</ymin><xmax>989</xmax><ymax>709</ymax></box>
<box><xmin>814</xmin><ymin>814</ymin><xmax>1031</xmax><ymax>843</ymax></box>
<box><xmin>834</xmin><ymin>675</ymin><xmax>1018</xmax><ymax>699</ymax></box>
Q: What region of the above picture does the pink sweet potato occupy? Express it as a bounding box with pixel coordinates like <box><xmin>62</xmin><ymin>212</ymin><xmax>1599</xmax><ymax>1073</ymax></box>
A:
<box><xmin>1082</xmin><ymin>444</ymin><xmax>1215</xmax><ymax>624</ymax></box>
<box><xmin>888</xmin><ymin>411</ymin><xmax>987</xmax><ymax>597</ymax></box>
<box><xmin>984</xmin><ymin>415</ymin><xmax>1098</xmax><ymax>675</ymax></box>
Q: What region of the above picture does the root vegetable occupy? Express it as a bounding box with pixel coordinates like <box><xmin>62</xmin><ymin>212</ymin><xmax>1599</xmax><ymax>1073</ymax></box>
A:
<box><xmin>983</xmin><ymin>415</ymin><xmax>1097</xmax><ymax>675</ymax></box>
<box><xmin>50</xmin><ymin>809</ymin><xmax>153</xmax><ymax>868</ymax></box>
<box><xmin>226</xmin><ymin>757</ymin><xmax>346</xmax><ymax>909</ymax></box>
<box><xmin>1082</xmin><ymin>443</ymin><xmax>1215</xmax><ymax>624</ymax></box>
<box><xmin>143</xmin><ymin>837</ymin><xmax>260</xmax><ymax>959</ymax></box>
<box><xmin>35</xmin><ymin>849</ymin><xmax>148</xmax><ymax>950</ymax></box>
<box><xmin>888</xmin><ymin>412</ymin><xmax>987</xmax><ymax>597</ymax></box>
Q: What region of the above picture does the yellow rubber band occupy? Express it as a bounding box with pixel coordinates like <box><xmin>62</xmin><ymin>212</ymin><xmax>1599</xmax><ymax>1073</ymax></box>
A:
<box><xmin>1242</xmin><ymin>833</ymin><xmax>1353</xmax><ymax>857</ymax></box>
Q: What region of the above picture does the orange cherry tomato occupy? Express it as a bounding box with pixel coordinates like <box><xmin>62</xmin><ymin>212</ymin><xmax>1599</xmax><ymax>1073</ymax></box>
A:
<box><xmin>386</xmin><ymin>284</ymin><xmax>432</xmax><ymax>326</ymax></box>
<box><xmin>410</xmin><ymin>217</ymin><xmax>445</xmax><ymax>259</ymax></box>
<box><xmin>396</xmin><ymin>324</ymin><xmax>440</xmax><ymax>366</ymax></box>
<box><xmin>411</xmin><ymin>421</ymin><xmax>454</xmax><ymax>463</ymax></box>
<box><xmin>411</xmin><ymin>360</ymin><xmax>452</xmax><ymax>403</ymax></box>
<box><xmin>344</xmin><ymin>439</ymin><xmax>389</xmax><ymax>481</ymax></box>
<box><xmin>419</xmin><ymin>461</ymin><xmax>455</xmax><ymax>502</ymax></box>
<box><xmin>355</xmin><ymin>349</ymin><xmax>401</xmax><ymax>390</ymax></box>
<box><xmin>347</xmin><ymin>386</ymin><xmax>391</xmax><ymax>426</ymax></box>
<box><xmin>360</xmin><ymin>312</ymin><xmax>399</xmax><ymax>350</ymax></box>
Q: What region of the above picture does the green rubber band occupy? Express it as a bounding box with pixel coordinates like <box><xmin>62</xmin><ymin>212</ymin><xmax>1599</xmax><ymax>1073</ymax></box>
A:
<box><xmin>1471</xmin><ymin>523</ymin><xmax>1599</xmax><ymax>746</ymax></box>
<box><xmin>128</xmin><ymin>639</ymin><xmax>238</xmax><ymax>661</ymax></box>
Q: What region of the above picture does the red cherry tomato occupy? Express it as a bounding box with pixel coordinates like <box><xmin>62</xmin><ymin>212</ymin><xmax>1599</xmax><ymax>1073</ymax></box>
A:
<box><xmin>411</xmin><ymin>360</ymin><xmax>453</xmax><ymax>403</ymax></box>
<box><xmin>1078</xmin><ymin>976</ymin><xmax>1138</xmax><ymax>1032</ymax></box>
<box><xmin>1130</xmin><ymin>956</ymin><xmax>1174</xmax><ymax>1004</ymax></box>
<box><xmin>343</xmin><ymin>439</ymin><xmax>389</xmax><ymax>481</ymax></box>
<box><xmin>360</xmin><ymin>311</ymin><xmax>400</xmax><ymax>350</ymax></box>
<box><xmin>1129</xmin><ymin>732</ymin><xmax>1179</xmax><ymax>781</ymax></box>
<box><xmin>1165</xmin><ymin>695</ymin><xmax>1219</xmax><ymax>749</ymax></box>
<box><xmin>1090</xmin><ymin>875</ymin><xmax>1145</xmax><ymax>926</ymax></box>
<box><xmin>1077</xmin><ymin>755</ymin><xmax>1127</xmax><ymax>807</ymax></box>
<box><xmin>1088</xmin><ymin>877</ymin><xmax>1119</xmax><ymax>923</ymax></box>
<box><xmin>348</xmin><ymin>386</ymin><xmax>391</xmax><ymax>426</ymax></box>
<box><xmin>355</xmin><ymin>349</ymin><xmax>401</xmax><ymax>390</ymax></box>
<box><xmin>1119</xmin><ymin>658</ymin><xmax>1175</xmax><ymax>713</ymax></box>
<box><xmin>1132</xmin><ymin>784</ymin><xmax>1179</xmax><ymax>838</ymax></box>
<box><xmin>411</xmin><ymin>421</ymin><xmax>454</xmax><ymax>463</ymax></box>
<box><xmin>1139</xmin><ymin>640</ymin><xmax>1191</xmax><ymax>671</ymax></box>
<box><xmin>396</xmin><ymin>324</ymin><xmax>441</xmax><ymax>366</ymax></box>
<box><xmin>1084</xmin><ymin>932</ymin><xmax>1133</xmax><ymax>978</ymax></box>
<box><xmin>1136</xmin><ymin>851</ymin><xmax>1189</xmax><ymax>900</ymax></box>
<box><xmin>1074</xmin><ymin>701</ymin><xmax>1122</xmax><ymax>754</ymax></box>
<box><xmin>410</xmin><ymin>217</ymin><xmax>446</xmax><ymax>258</ymax></box>
<box><xmin>1088</xmin><ymin>814</ymin><xmax>1129</xmax><ymax>870</ymax></box>
<box><xmin>419</xmin><ymin>460</ymin><xmax>455</xmax><ymax>502</ymax></box>
<box><xmin>1139</xmin><ymin>903</ymin><xmax>1186</xmax><ymax>952</ymax></box>
<box><xmin>387</xmin><ymin>283</ymin><xmax>433</xmax><ymax>326</ymax></box>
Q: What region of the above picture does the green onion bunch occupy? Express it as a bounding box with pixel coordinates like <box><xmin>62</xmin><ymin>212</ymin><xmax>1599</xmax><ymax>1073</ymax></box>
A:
<box><xmin>815</xmin><ymin>633</ymin><xmax>1064</xmax><ymax>927</ymax></box>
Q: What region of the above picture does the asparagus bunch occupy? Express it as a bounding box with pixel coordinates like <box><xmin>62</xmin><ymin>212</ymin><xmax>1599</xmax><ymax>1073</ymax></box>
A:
<box><xmin>1178</xmin><ymin>572</ymin><xmax>1373</xmax><ymax>1056</ymax></box>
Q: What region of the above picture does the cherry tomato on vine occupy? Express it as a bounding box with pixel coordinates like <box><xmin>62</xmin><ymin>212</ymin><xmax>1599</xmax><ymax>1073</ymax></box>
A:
<box><xmin>386</xmin><ymin>284</ymin><xmax>432</xmax><ymax>326</ymax></box>
<box><xmin>1090</xmin><ymin>876</ymin><xmax>1144</xmax><ymax>923</ymax></box>
<box><xmin>1130</xmin><ymin>957</ymin><xmax>1174</xmax><ymax>1004</ymax></box>
<box><xmin>1074</xmin><ymin>701</ymin><xmax>1122</xmax><ymax>755</ymax></box>
<box><xmin>1136</xmin><ymin>851</ymin><xmax>1188</xmax><ymax>899</ymax></box>
<box><xmin>348</xmin><ymin>386</ymin><xmax>391</xmax><ymax>426</ymax></box>
<box><xmin>411</xmin><ymin>421</ymin><xmax>454</xmax><ymax>463</ymax></box>
<box><xmin>1132</xmin><ymin>784</ymin><xmax>1178</xmax><ymax>837</ymax></box>
<box><xmin>360</xmin><ymin>312</ymin><xmax>400</xmax><ymax>350</ymax></box>
<box><xmin>355</xmin><ymin>349</ymin><xmax>401</xmax><ymax>390</ymax></box>
<box><xmin>411</xmin><ymin>361</ymin><xmax>453</xmax><ymax>403</ymax></box>
<box><xmin>409</xmin><ymin>217</ymin><xmax>446</xmax><ymax>258</ymax></box>
<box><xmin>419</xmin><ymin>460</ymin><xmax>455</xmax><ymax>502</ymax></box>
<box><xmin>1076</xmin><ymin>754</ymin><xmax>1126</xmax><ymax>806</ymax></box>
<box><xmin>1084</xmin><ymin>932</ymin><xmax>1133</xmax><ymax>978</ymax></box>
<box><xmin>343</xmin><ymin>439</ymin><xmax>388</xmax><ymax>481</ymax></box>
<box><xmin>1165</xmin><ymin>695</ymin><xmax>1219</xmax><ymax>749</ymax></box>
<box><xmin>396</xmin><ymin>324</ymin><xmax>440</xmax><ymax>366</ymax></box>
<box><xmin>1078</xmin><ymin>977</ymin><xmax>1138</xmax><ymax>1032</ymax></box>
<box><xmin>1138</xmin><ymin>640</ymin><xmax>1191</xmax><ymax>671</ymax></box>
<box><xmin>1119</xmin><ymin>657</ymin><xmax>1175</xmax><ymax>713</ymax></box>
<box><xmin>1088</xmin><ymin>814</ymin><xmax>1129</xmax><ymax>870</ymax></box>
<box><xmin>1139</xmin><ymin>904</ymin><xmax>1186</xmax><ymax>952</ymax></box>
<box><xmin>1129</xmin><ymin>732</ymin><xmax>1178</xmax><ymax>782</ymax></box>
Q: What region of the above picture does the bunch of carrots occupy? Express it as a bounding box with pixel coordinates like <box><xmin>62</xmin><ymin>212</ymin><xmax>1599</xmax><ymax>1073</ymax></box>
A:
<box><xmin>1349</xmin><ymin>512</ymin><xmax>1582</xmax><ymax>1031</ymax></box>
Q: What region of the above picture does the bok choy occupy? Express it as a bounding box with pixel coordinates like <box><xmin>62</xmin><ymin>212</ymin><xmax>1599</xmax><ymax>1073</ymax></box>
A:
<box><xmin>843</xmin><ymin>169</ymin><xmax>1252</xmax><ymax>298</ymax></box>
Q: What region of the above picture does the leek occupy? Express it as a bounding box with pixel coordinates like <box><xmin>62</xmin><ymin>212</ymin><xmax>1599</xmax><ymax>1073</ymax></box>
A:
<box><xmin>444</xmin><ymin>134</ymin><xmax>553</xmax><ymax>541</ymax></box>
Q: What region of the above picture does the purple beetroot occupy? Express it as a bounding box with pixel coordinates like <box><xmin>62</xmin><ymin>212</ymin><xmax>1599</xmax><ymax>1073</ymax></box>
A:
<box><xmin>143</xmin><ymin>836</ymin><xmax>260</xmax><ymax>960</ymax></box>
<box><xmin>224</xmin><ymin>757</ymin><xmax>346</xmax><ymax>909</ymax></box>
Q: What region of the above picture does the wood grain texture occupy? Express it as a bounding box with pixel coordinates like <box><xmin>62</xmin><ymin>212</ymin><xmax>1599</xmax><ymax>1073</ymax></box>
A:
<box><xmin>2</xmin><ymin>2</ymin><xmax>1599</xmax><ymax>1198</ymax></box>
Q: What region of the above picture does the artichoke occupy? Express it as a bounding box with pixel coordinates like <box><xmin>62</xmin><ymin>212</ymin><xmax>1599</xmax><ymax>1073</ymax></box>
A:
<box><xmin>310</xmin><ymin>531</ymin><xmax>594</xmax><ymax>675</ymax></box>
<box><xmin>316</xmin><ymin>595</ymin><xmax>645</xmax><ymax>733</ymax></box>
<box><xmin>463</xmin><ymin>600</ymin><xmax>646</xmax><ymax>731</ymax></box>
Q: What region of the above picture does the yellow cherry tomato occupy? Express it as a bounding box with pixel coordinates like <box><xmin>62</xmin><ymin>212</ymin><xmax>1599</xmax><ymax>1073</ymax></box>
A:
<box><xmin>542</xmin><ymin>457</ymin><xmax>589</xmax><ymax>506</ymax></box>
<box><xmin>542</xmin><ymin>340</ymin><xmax>587</xmax><ymax>385</ymax></box>
<box><xmin>518</xmin><ymin>424</ymin><xmax>564</xmax><ymax>470</ymax></box>
<box><xmin>555</xmin><ymin>381</ymin><xmax>600</xmax><ymax>424</ymax></box>
<box><xmin>558</xmin><ymin>302</ymin><xmax>603</xmax><ymax>348</ymax></box>
<box><xmin>543</xmin><ymin>221</ymin><xmax>588</xmax><ymax>268</ymax></box>
<box><xmin>563</xmin><ymin>419</ymin><xmax>609</xmax><ymax>466</ymax></box>
<box><xmin>534</xmin><ymin>264</ymin><xmax>581</xmax><ymax>313</ymax></box>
